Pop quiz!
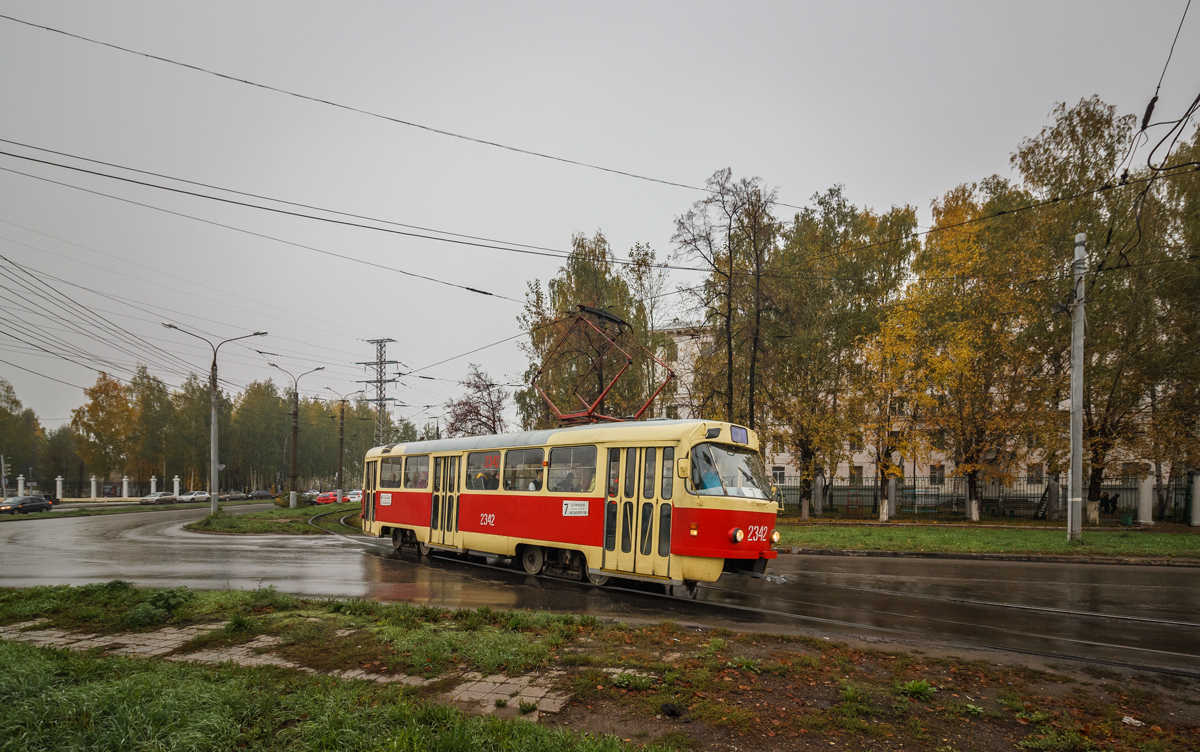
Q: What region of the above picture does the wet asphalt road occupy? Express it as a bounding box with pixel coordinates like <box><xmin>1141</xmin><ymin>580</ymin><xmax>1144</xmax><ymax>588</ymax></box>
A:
<box><xmin>1</xmin><ymin>505</ymin><xmax>1197</xmax><ymax>675</ymax></box>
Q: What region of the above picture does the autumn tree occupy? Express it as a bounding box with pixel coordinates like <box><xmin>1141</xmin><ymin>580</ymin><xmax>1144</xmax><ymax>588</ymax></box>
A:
<box><xmin>673</xmin><ymin>169</ymin><xmax>779</xmax><ymax>428</ymax></box>
<box><xmin>71</xmin><ymin>372</ymin><xmax>133</xmax><ymax>480</ymax></box>
<box><xmin>0</xmin><ymin>378</ymin><xmax>42</xmax><ymax>490</ymax></box>
<box><xmin>1012</xmin><ymin>96</ymin><xmax>1192</xmax><ymax>520</ymax></box>
<box><xmin>904</xmin><ymin>178</ymin><xmax>1062</xmax><ymax>520</ymax></box>
<box><xmin>766</xmin><ymin>187</ymin><xmax>916</xmax><ymax>496</ymax></box>
<box><xmin>516</xmin><ymin>231</ymin><xmax>661</xmax><ymax>429</ymax></box>
<box><xmin>129</xmin><ymin>366</ymin><xmax>174</xmax><ymax>492</ymax></box>
<box><xmin>446</xmin><ymin>364</ymin><xmax>508</xmax><ymax>437</ymax></box>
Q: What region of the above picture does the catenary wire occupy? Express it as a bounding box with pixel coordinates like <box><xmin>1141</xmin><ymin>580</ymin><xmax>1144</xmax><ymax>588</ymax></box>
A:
<box><xmin>0</xmin><ymin>14</ymin><xmax>811</xmax><ymax>211</ymax></box>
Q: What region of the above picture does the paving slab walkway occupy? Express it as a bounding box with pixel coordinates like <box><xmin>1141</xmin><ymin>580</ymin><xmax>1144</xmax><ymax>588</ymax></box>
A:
<box><xmin>0</xmin><ymin>620</ymin><xmax>572</xmax><ymax>721</ymax></box>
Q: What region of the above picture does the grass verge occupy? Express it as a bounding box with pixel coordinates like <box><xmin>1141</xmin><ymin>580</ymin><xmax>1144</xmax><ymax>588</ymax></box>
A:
<box><xmin>0</xmin><ymin>499</ymin><xmax>266</xmax><ymax>522</ymax></box>
<box><xmin>0</xmin><ymin>640</ymin><xmax>630</xmax><ymax>751</ymax></box>
<box><xmin>776</xmin><ymin>524</ymin><xmax>1200</xmax><ymax>558</ymax></box>
<box><xmin>2</xmin><ymin>583</ymin><xmax>1197</xmax><ymax>750</ymax></box>
<box><xmin>186</xmin><ymin>501</ymin><xmax>360</xmax><ymax>535</ymax></box>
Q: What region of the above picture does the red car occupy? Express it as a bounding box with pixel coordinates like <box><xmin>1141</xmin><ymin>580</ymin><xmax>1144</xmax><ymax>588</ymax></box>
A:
<box><xmin>314</xmin><ymin>492</ymin><xmax>347</xmax><ymax>504</ymax></box>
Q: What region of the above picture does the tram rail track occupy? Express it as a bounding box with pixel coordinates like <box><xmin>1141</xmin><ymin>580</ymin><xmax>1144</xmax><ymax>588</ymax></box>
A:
<box><xmin>301</xmin><ymin>516</ymin><xmax>1200</xmax><ymax>680</ymax></box>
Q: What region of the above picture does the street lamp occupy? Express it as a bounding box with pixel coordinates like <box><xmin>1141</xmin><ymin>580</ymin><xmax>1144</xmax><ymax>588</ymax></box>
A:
<box><xmin>162</xmin><ymin>322</ymin><xmax>267</xmax><ymax>515</ymax></box>
<box><xmin>268</xmin><ymin>362</ymin><xmax>324</xmax><ymax>507</ymax></box>
<box><xmin>325</xmin><ymin>386</ymin><xmax>365</xmax><ymax>503</ymax></box>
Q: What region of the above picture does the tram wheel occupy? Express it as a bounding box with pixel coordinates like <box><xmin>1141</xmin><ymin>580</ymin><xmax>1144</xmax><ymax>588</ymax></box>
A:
<box><xmin>584</xmin><ymin>569</ymin><xmax>609</xmax><ymax>587</ymax></box>
<box><xmin>521</xmin><ymin>546</ymin><xmax>544</xmax><ymax>575</ymax></box>
<box><xmin>417</xmin><ymin>541</ymin><xmax>433</xmax><ymax>557</ymax></box>
<box><xmin>391</xmin><ymin>529</ymin><xmax>403</xmax><ymax>551</ymax></box>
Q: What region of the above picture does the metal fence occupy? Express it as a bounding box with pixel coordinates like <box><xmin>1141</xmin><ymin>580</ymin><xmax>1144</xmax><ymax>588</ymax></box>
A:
<box><xmin>774</xmin><ymin>473</ymin><xmax>1194</xmax><ymax>523</ymax></box>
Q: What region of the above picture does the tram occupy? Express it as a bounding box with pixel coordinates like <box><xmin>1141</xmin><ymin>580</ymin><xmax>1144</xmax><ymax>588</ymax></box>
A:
<box><xmin>359</xmin><ymin>419</ymin><xmax>779</xmax><ymax>592</ymax></box>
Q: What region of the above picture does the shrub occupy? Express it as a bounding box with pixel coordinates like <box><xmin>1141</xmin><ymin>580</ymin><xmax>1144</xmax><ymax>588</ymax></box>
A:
<box><xmin>897</xmin><ymin>679</ymin><xmax>937</xmax><ymax>701</ymax></box>
<box><xmin>148</xmin><ymin>587</ymin><xmax>196</xmax><ymax>613</ymax></box>
<box><xmin>122</xmin><ymin>602</ymin><xmax>167</xmax><ymax>629</ymax></box>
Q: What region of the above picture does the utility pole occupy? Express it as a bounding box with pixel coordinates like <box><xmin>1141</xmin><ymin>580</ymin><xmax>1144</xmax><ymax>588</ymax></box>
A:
<box><xmin>1</xmin><ymin>455</ymin><xmax>7</xmax><ymax>498</ymax></box>
<box><xmin>1068</xmin><ymin>234</ymin><xmax>1086</xmax><ymax>542</ymax></box>
<box><xmin>268</xmin><ymin>363</ymin><xmax>324</xmax><ymax>507</ymax></box>
<box><xmin>356</xmin><ymin>338</ymin><xmax>398</xmax><ymax>445</ymax></box>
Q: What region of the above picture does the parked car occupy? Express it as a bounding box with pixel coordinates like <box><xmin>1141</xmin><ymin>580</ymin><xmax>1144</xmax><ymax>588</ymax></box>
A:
<box><xmin>0</xmin><ymin>496</ymin><xmax>54</xmax><ymax>515</ymax></box>
<box><xmin>303</xmin><ymin>489</ymin><xmax>320</xmax><ymax>500</ymax></box>
<box><xmin>139</xmin><ymin>491</ymin><xmax>177</xmax><ymax>505</ymax></box>
<box><xmin>220</xmin><ymin>491</ymin><xmax>248</xmax><ymax>501</ymax></box>
<box><xmin>248</xmin><ymin>490</ymin><xmax>276</xmax><ymax>500</ymax></box>
<box><xmin>177</xmin><ymin>491</ymin><xmax>210</xmax><ymax>503</ymax></box>
<box><xmin>314</xmin><ymin>491</ymin><xmax>343</xmax><ymax>504</ymax></box>
<box><xmin>346</xmin><ymin>489</ymin><xmax>362</xmax><ymax>503</ymax></box>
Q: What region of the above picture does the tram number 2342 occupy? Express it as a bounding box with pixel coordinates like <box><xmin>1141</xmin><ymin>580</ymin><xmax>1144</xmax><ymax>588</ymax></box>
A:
<box><xmin>480</xmin><ymin>513</ymin><xmax>496</xmax><ymax>527</ymax></box>
<box><xmin>747</xmin><ymin>525</ymin><xmax>769</xmax><ymax>542</ymax></box>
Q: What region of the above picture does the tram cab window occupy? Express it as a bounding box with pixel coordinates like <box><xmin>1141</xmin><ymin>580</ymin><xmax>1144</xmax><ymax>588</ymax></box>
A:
<box><xmin>504</xmin><ymin>448</ymin><xmax>544</xmax><ymax>491</ymax></box>
<box><xmin>548</xmin><ymin>445</ymin><xmax>596</xmax><ymax>493</ymax></box>
<box><xmin>688</xmin><ymin>443</ymin><xmax>772</xmax><ymax>500</ymax></box>
<box><xmin>466</xmin><ymin>451</ymin><xmax>501</xmax><ymax>490</ymax></box>
<box><xmin>379</xmin><ymin>457</ymin><xmax>404</xmax><ymax>489</ymax></box>
<box><xmin>404</xmin><ymin>456</ymin><xmax>429</xmax><ymax>489</ymax></box>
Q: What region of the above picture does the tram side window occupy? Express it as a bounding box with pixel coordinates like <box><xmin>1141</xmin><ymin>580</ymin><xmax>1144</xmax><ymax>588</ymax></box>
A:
<box><xmin>404</xmin><ymin>456</ymin><xmax>429</xmax><ymax>489</ymax></box>
<box><xmin>620</xmin><ymin>501</ymin><xmax>634</xmax><ymax>553</ymax></box>
<box><xmin>607</xmin><ymin>448</ymin><xmax>620</xmax><ymax>498</ymax></box>
<box><xmin>466</xmin><ymin>451</ymin><xmax>501</xmax><ymax>490</ymax></box>
<box><xmin>643</xmin><ymin>448</ymin><xmax>657</xmax><ymax>499</ymax></box>
<box><xmin>379</xmin><ymin>457</ymin><xmax>404</xmax><ymax>489</ymax></box>
<box><xmin>504</xmin><ymin>448</ymin><xmax>544</xmax><ymax>491</ymax></box>
<box><xmin>657</xmin><ymin>504</ymin><xmax>672</xmax><ymax>556</ymax></box>
<box><xmin>639</xmin><ymin>501</ymin><xmax>653</xmax><ymax>555</ymax></box>
<box><xmin>548</xmin><ymin>445</ymin><xmax>596</xmax><ymax>493</ymax></box>
<box><xmin>661</xmin><ymin>448</ymin><xmax>674</xmax><ymax>500</ymax></box>
<box><xmin>623</xmin><ymin>448</ymin><xmax>636</xmax><ymax>498</ymax></box>
<box><xmin>365</xmin><ymin>460</ymin><xmax>377</xmax><ymax>492</ymax></box>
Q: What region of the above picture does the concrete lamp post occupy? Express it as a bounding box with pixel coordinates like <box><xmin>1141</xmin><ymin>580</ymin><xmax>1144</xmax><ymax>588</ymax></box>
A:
<box><xmin>162</xmin><ymin>323</ymin><xmax>267</xmax><ymax>515</ymax></box>
<box><xmin>324</xmin><ymin>386</ymin><xmax>365</xmax><ymax>503</ymax></box>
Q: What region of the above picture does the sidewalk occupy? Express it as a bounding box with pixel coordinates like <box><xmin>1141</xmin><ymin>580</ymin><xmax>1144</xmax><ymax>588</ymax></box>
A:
<box><xmin>774</xmin><ymin>546</ymin><xmax>1200</xmax><ymax>567</ymax></box>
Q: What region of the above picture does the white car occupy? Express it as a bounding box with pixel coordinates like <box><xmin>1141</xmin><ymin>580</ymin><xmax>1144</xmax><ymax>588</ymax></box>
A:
<box><xmin>177</xmin><ymin>491</ymin><xmax>211</xmax><ymax>502</ymax></box>
<box><xmin>346</xmin><ymin>490</ymin><xmax>363</xmax><ymax>503</ymax></box>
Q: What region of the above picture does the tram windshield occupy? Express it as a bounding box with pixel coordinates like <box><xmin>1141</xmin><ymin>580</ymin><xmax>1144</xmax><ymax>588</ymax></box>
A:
<box><xmin>689</xmin><ymin>443</ymin><xmax>773</xmax><ymax>500</ymax></box>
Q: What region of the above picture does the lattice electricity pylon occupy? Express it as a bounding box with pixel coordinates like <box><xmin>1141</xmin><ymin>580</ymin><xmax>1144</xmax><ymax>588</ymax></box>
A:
<box><xmin>532</xmin><ymin>305</ymin><xmax>675</xmax><ymax>426</ymax></box>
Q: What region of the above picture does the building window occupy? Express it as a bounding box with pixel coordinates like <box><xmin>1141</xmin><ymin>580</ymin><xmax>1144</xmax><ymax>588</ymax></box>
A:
<box><xmin>662</xmin><ymin>340</ymin><xmax>678</xmax><ymax>362</ymax></box>
<box><xmin>1027</xmin><ymin>463</ymin><xmax>1044</xmax><ymax>484</ymax></box>
<box><xmin>930</xmin><ymin>464</ymin><xmax>945</xmax><ymax>486</ymax></box>
<box><xmin>665</xmin><ymin>405</ymin><xmax>679</xmax><ymax>419</ymax></box>
<box><xmin>932</xmin><ymin>429</ymin><xmax>946</xmax><ymax>451</ymax></box>
<box><xmin>849</xmin><ymin>434</ymin><xmax>864</xmax><ymax>452</ymax></box>
<box><xmin>850</xmin><ymin>465</ymin><xmax>864</xmax><ymax>485</ymax></box>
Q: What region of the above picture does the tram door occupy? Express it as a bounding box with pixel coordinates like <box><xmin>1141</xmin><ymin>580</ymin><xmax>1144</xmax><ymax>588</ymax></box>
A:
<box><xmin>605</xmin><ymin>447</ymin><xmax>673</xmax><ymax>577</ymax></box>
<box><xmin>364</xmin><ymin>460</ymin><xmax>377</xmax><ymax>525</ymax></box>
<box><xmin>430</xmin><ymin>455</ymin><xmax>459</xmax><ymax>547</ymax></box>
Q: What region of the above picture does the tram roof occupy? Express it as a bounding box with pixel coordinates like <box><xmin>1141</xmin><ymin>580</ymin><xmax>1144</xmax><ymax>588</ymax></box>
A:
<box><xmin>365</xmin><ymin>419</ymin><xmax>754</xmax><ymax>458</ymax></box>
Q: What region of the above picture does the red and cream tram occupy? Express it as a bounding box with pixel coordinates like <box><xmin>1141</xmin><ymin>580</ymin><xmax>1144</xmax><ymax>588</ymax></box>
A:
<box><xmin>359</xmin><ymin>419</ymin><xmax>779</xmax><ymax>591</ymax></box>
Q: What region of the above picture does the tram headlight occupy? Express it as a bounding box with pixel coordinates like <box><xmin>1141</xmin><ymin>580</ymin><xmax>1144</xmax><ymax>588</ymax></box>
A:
<box><xmin>771</xmin><ymin>529</ymin><xmax>780</xmax><ymax>544</ymax></box>
<box><xmin>729</xmin><ymin>527</ymin><xmax>744</xmax><ymax>544</ymax></box>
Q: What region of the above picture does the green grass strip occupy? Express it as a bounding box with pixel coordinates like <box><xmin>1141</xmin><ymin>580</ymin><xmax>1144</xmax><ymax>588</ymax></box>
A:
<box><xmin>776</xmin><ymin>524</ymin><xmax>1200</xmax><ymax>558</ymax></box>
<box><xmin>186</xmin><ymin>502</ymin><xmax>360</xmax><ymax>535</ymax></box>
<box><xmin>0</xmin><ymin>640</ymin><xmax>633</xmax><ymax>751</ymax></box>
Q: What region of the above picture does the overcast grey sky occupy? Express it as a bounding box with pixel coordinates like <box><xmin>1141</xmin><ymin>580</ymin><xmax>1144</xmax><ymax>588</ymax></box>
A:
<box><xmin>1</xmin><ymin>1</ymin><xmax>1196</xmax><ymax>430</ymax></box>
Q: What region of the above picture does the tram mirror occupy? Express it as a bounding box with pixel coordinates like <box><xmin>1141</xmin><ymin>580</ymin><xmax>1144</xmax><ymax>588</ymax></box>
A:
<box><xmin>677</xmin><ymin>458</ymin><xmax>690</xmax><ymax>479</ymax></box>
